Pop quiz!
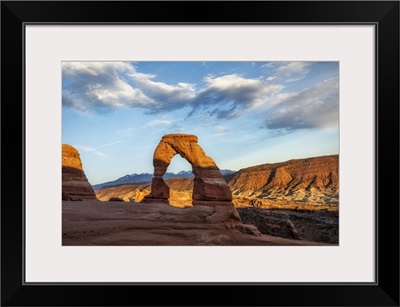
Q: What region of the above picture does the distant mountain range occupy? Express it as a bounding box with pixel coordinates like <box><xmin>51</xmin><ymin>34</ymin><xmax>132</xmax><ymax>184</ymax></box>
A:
<box><xmin>92</xmin><ymin>169</ymin><xmax>236</xmax><ymax>190</ymax></box>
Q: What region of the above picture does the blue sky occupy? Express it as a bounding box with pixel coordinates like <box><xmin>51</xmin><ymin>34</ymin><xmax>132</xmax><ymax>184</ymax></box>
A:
<box><xmin>62</xmin><ymin>61</ymin><xmax>339</xmax><ymax>185</ymax></box>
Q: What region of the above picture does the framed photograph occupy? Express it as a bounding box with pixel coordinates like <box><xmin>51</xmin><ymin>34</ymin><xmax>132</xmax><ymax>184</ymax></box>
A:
<box><xmin>2</xmin><ymin>1</ymin><xmax>399</xmax><ymax>306</ymax></box>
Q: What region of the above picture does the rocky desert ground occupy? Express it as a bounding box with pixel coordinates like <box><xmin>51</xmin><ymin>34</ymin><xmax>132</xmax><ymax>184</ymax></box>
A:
<box><xmin>62</xmin><ymin>201</ymin><xmax>328</xmax><ymax>246</ymax></box>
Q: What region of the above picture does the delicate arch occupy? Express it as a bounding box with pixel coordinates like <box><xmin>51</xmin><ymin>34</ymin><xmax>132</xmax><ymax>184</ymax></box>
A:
<box><xmin>142</xmin><ymin>134</ymin><xmax>232</xmax><ymax>206</ymax></box>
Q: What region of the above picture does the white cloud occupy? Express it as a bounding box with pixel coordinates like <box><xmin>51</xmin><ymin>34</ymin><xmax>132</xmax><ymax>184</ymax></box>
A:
<box><xmin>145</xmin><ymin>119</ymin><xmax>173</xmax><ymax>127</ymax></box>
<box><xmin>264</xmin><ymin>78</ymin><xmax>339</xmax><ymax>130</ymax></box>
<box><xmin>262</xmin><ymin>61</ymin><xmax>311</xmax><ymax>83</ymax></box>
<box><xmin>194</xmin><ymin>74</ymin><xmax>283</xmax><ymax>118</ymax></box>
<box><xmin>75</xmin><ymin>140</ymin><xmax>123</xmax><ymax>157</ymax></box>
<box><xmin>62</xmin><ymin>62</ymin><xmax>155</xmax><ymax>111</ymax></box>
<box><xmin>286</xmin><ymin>76</ymin><xmax>305</xmax><ymax>83</ymax></box>
<box><xmin>276</xmin><ymin>62</ymin><xmax>310</xmax><ymax>76</ymax></box>
<box><xmin>63</xmin><ymin>63</ymin><xmax>284</xmax><ymax>120</ymax></box>
<box><xmin>62</xmin><ymin>62</ymin><xmax>194</xmax><ymax>112</ymax></box>
<box><xmin>130</xmin><ymin>73</ymin><xmax>195</xmax><ymax>111</ymax></box>
<box><xmin>261</xmin><ymin>62</ymin><xmax>275</xmax><ymax>69</ymax></box>
<box><xmin>76</xmin><ymin>145</ymin><xmax>107</xmax><ymax>157</ymax></box>
<box><xmin>63</xmin><ymin>62</ymin><xmax>135</xmax><ymax>76</ymax></box>
<box><xmin>96</xmin><ymin>140</ymin><xmax>123</xmax><ymax>149</ymax></box>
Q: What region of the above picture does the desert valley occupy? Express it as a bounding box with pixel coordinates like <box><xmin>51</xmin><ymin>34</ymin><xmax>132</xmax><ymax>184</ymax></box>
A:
<box><xmin>62</xmin><ymin>134</ymin><xmax>339</xmax><ymax>246</ymax></box>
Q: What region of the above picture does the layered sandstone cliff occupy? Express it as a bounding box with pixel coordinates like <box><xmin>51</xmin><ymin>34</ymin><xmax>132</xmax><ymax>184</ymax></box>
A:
<box><xmin>226</xmin><ymin>155</ymin><xmax>338</xmax><ymax>205</ymax></box>
<box><xmin>62</xmin><ymin>144</ymin><xmax>97</xmax><ymax>201</ymax></box>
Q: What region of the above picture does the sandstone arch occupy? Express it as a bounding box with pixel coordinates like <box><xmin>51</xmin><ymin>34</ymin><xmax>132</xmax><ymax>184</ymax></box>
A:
<box><xmin>142</xmin><ymin>134</ymin><xmax>232</xmax><ymax>206</ymax></box>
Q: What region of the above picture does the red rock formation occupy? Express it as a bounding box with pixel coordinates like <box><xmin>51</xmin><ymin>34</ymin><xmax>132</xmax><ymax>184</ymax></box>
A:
<box><xmin>227</xmin><ymin>155</ymin><xmax>339</xmax><ymax>204</ymax></box>
<box><xmin>142</xmin><ymin>134</ymin><xmax>232</xmax><ymax>206</ymax></box>
<box><xmin>62</xmin><ymin>144</ymin><xmax>97</xmax><ymax>201</ymax></box>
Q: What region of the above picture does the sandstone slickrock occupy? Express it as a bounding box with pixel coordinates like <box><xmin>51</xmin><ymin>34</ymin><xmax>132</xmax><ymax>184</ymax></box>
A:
<box><xmin>142</xmin><ymin>134</ymin><xmax>232</xmax><ymax>206</ymax></box>
<box><xmin>62</xmin><ymin>144</ymin><xmax>97</xmax><ymax>201</ymax></box>
<box><xmin>62</xmin><ymin>201</ymin><xmax>331</xmax><ymax>246</ymax></box>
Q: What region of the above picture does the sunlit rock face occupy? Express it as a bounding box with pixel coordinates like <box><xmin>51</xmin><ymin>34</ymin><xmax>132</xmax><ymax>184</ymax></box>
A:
<box><xmin>142</xmin><ymin>134</ymin><xmax>232</xmax><ymax>206</ymax></box>
<box><xmin>62</xmin><ymin>144</ymin><xmax>97</xmax><ymax>201</ymax></box>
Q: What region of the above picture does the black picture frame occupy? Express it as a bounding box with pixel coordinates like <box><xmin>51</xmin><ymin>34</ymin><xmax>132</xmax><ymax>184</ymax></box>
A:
<box><xmin>1</xmin><ymin>1</ymin><xmax>399</xmax><ymax>306</ymax></box>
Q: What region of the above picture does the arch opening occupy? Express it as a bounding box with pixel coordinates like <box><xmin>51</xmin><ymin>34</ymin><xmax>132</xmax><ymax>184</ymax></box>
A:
<box><xmin>141</xmin><ymin>134</ymin><xmax>233</xmax><ymax>206</ymax></box>
<box><xmin>164</xmin><ymin>155</ymin><xmax>193</xmax><ymax>207</ymax></box>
